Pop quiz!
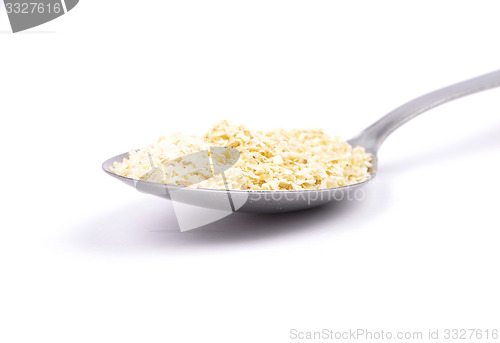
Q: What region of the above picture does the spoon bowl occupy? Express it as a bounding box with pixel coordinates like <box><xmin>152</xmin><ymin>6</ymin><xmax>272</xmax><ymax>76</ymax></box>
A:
<box><xmin>102</xmin><ymin>152</ymin><xmax>377</xmax><ymax>213</ymax></box>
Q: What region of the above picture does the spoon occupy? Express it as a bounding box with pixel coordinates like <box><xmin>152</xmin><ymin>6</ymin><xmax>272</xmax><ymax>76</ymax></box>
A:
<box><xmin>103</xmin><ymin>70</ymin><xmax>500</xmax><ymax>213</ymax></box>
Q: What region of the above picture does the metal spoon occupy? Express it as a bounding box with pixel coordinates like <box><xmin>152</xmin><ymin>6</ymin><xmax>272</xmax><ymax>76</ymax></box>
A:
<box><xmin>103</xmin><ymin>70</ymin><xmax>500</xmax><ymax>213</ymax></box>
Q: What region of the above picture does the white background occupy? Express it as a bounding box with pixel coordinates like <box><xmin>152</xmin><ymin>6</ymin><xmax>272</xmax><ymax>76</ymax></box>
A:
<box><xmin>1</xmin><ymin>1</ymin><xmax>500</xmax><ymax>342</ymax></box>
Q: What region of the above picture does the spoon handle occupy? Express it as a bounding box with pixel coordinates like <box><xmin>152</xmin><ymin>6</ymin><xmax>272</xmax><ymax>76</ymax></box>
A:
<box><xmin>350</xmin><ymin>70</ymin><xmax>500</xmax><ymax>153</ymax></box>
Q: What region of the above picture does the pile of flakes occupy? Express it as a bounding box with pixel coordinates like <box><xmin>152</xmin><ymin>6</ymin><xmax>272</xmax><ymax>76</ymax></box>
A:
<box><xmin>110</xmin><ymin>120</ymin><xmax>373</xmax><ymax>190</ymax></box>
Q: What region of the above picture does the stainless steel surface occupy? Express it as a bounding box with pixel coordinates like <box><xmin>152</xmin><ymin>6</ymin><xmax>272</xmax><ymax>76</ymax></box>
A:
<box><xmin>103</xmin><ymin>70</ymin><xmax>500</xmax><ymax>213</ymax></box>
<box><xmin>348</xmin><ymin>70</ymin><xmax>500</xmax><ymax>154</ymax></box>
